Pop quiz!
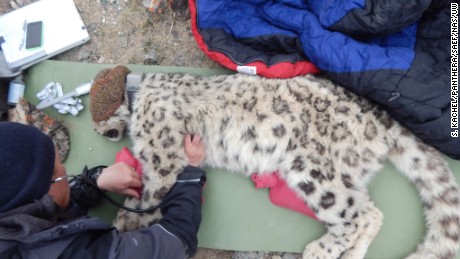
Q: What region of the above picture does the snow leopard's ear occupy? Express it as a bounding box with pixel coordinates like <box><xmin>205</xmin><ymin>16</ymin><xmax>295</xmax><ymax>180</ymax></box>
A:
<box><xmin>90</xmin><ymin>65</ymin><xmax>130</xmax><ymax>123</ymax></box>
<box><xmin>8</xmin><ymin>98</ymin><xmax>70</xmax><ymax>162</ymax></box>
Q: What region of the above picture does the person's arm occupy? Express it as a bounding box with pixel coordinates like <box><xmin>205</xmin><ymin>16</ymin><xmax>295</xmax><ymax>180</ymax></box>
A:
<box><xmin>68</xmin><ymin>162</ymin><xmax>142</xmax><ymax>216</ymax></box>
<box><xmin>98</xmin><ymin>134</ymin><xmax>207</xmax><ymax>258</ymax></box>
<box><xmin>157</xmin><ymin>165</ymin><xmax>206</xmax><ymax>257</ymax></box>
<box><xmin>66</xmin><ymin>166</ymin><xmax>105</xmax><ymax>217</ymax></box>
<box><xmin>105</xmin><ymin>135</ymin><xmax>206</xmax><ymax>259</ymax></box>
<box><xmin>157</xmin><ymin>134</ymin><xmax>207</xmax><ymax>257</ymax></box>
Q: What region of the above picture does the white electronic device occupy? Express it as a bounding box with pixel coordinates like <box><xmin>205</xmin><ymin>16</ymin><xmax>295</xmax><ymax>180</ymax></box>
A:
<box><xmin>0</xmin><ymin>0</ymin><xmax>90</xmax><ymax>73</ymax></box>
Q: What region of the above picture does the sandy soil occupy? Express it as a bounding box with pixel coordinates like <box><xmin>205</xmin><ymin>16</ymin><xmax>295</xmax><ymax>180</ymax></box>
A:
<box><xmin>1</xmin><ymin>1</ymin><xmax>302</xmax><ymax>258</ymax></box>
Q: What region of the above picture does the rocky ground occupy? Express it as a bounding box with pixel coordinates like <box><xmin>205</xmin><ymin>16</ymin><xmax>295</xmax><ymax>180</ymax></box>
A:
<box><xmin>1</xmin><ymin>0</ymin><xmax>302</xmax><ymax>258</ymax></box>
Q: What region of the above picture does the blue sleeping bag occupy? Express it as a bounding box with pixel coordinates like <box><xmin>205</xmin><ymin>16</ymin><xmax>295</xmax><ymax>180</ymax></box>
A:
<box><xmin>190</xmin><ymin>0</ymin><xmax>459</xmax><ymax>159</ymax></box>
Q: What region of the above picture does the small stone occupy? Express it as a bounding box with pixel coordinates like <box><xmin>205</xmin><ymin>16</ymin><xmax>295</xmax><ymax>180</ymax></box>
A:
<box><xmin>15</xmin><ymin>0</ymin><xmax>24</xmax><ymax>6</ymax></box>
<box><xmin>281</xmin><ymin>253</ymin><xmax>301</xmax><ymax>259</ymax></box>
<box><xmin>119</xmin><ymin>36</ymin><xmax>128</xmax><ymax>48</ymax></box>
<box><xmin>9</xmin><ymin>1</ymin><xmax>20</xmax><ymax>9</ymax></box>
<box><xmin>78</xmin><ymin>48</ymin><xmax>91</xmax><ymax>61</ymax></box>
<box><xmin>173</xmin><ymin>55</ymin><xmax>186</xmax><ymax>66</ymax></box>
<box><xmin>143</xmin><ymin>49</ymin><xmax>158</xmax><ymax>65</ymax></box>
<box><xmin>86</xmin><ymin>23</ymin><xmax>97</xmax><ymax>32</ymax></box>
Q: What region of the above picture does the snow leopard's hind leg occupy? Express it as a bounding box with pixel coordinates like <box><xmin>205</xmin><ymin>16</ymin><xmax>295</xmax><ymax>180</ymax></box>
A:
<box><xmin>303</xmin><ymin>189</ymin><xmax>382</xmax><ymax>259</ymax></box>
<box><xmin>281</xmin><ymin>164</ymin><xmax>383</xmax><ymax>258</ymax></box>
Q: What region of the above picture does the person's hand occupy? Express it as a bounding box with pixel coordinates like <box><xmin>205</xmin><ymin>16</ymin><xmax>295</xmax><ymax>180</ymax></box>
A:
<box><xmin>96</xmin><ymin>162</ymin><xmax>142</xmax><ymax>199</ymax></box>
<box><xmin>184</xmin><ymin>134</ymin><xmax>206</xmax><ymax>167</ymax></box>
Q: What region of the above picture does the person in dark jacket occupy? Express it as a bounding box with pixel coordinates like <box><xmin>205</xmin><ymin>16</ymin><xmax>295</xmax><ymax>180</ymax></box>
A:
<box><xmin>0</xmin><ymin>121</ymin><xmax>206</xmax><ymax>259</ymax></box>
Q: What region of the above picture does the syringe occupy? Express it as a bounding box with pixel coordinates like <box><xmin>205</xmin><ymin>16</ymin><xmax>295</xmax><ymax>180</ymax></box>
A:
<box><xmin>35</xmin><ymin>82</ymin><xmax>92</xmax><ymax>109</ymax></box>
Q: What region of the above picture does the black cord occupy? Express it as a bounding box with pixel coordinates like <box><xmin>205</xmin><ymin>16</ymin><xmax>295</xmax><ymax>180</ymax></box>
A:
<box><xmin>69</xmin><ymin>175</ymin><xmax>162</xmax><ymax>213</ymax></box>
<box><xmin>99</xmin><ymin>191</ymin><xmax>162</xmax><ymax>213</ymax></box>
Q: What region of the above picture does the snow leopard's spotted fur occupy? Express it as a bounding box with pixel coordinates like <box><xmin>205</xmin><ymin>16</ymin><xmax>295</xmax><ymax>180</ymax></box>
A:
<box><xmin>93</xmin><ymin>72</ymin><xmax>460</xmax><ymax>259</ymax></box>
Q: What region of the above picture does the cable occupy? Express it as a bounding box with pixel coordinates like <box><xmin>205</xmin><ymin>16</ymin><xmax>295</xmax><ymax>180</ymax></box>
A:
<box><xmin>69</xmin><ymin>175</ymin><xmax>162</xmax><ymax>213</ymax></box>
<box><xmin>100</xmin><ymin>191</ymin><xmax>162</xmax><ymax>213</ymax></box>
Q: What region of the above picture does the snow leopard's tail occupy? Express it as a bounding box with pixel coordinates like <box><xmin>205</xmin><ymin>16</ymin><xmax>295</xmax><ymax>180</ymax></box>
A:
<box><xmin>387</xmin><ymin>126</ymin><xmax>460</xmax><ymax>259</ymax></box>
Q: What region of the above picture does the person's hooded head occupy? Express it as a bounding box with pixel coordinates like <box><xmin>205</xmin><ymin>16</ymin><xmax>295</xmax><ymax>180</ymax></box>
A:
<box><xmin>0</xmin><ymin>122</ymin><xmax>55</xmax><ymax>213</ymax></box>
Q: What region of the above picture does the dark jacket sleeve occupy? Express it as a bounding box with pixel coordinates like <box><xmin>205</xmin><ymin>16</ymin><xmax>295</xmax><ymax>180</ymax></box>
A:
<box><xmin>51</xmin><ymin>165</ymin><xmax>205</xmax><ymax>259</ymax></box>
<box><xmin>157</xmin><ymin>165</ymin><xmax>206</xmax><ymax>258</ymax></box>
<box><xmin>96</xmin><ymin>165</ymin><xmax>206</xmax><ymax>259</ymax></box>
<box><xmin>0</xmin><ymin>166</ymin><xmax>206</xmax><ymax>259</ymax></box>
<box><xmin>66</xmin><ymin>166</ymin><xmax>107</xmax><ymax>217</ymax></box>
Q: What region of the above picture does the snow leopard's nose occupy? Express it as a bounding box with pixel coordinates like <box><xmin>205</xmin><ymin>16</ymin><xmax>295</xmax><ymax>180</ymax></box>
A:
<box><xmin>104</xmin><ymin>129</ymin><xmax>119</xmax><ymax>139</ymax></box>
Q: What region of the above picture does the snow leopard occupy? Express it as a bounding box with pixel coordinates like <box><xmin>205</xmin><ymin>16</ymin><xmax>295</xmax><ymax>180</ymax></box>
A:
<box><xmin>91</xmin><ymin>71</ymin><xmax>460</xmax><ymax>259</ymax></box>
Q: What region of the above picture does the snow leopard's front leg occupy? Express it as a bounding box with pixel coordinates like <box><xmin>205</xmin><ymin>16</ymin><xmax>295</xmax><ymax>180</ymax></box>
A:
<box><xmin>134</xmin><ymin>125</ymin><xmax>189</xmax><ymax>228</ymax></box>
<box><xmin>113</xmin><ymin>197</ymin><xmax>142</xmax><ymax>231</ymax></box>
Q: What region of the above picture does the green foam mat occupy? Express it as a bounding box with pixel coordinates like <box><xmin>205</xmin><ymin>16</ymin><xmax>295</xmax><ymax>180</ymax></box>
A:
<box><xmin>24</xmin><ymin>60</ymin><xmax>460</xmax><ymax>258</ymax></box>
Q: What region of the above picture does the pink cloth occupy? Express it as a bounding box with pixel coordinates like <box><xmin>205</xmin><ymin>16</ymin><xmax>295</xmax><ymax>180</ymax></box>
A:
<box><xmin>115</xmin><ymin>147</ymin><xmax>143</xmax><ymax>197</ymax></box>
<box><xmin>251</xmin><ymin>172</ymin><xmax>317</xmax><ymax>220</ymax></box>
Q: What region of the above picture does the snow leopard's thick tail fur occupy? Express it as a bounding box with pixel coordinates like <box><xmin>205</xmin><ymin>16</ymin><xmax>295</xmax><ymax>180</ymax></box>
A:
<box><xmin>387</xmin><ymin>126</ymin><xmax>460</xmax><ymax>259</ymax></box>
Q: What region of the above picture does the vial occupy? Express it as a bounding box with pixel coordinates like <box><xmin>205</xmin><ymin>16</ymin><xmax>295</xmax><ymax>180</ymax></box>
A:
<box><xmin>7</xmin><ymin>75</ymin><xmax>25</xmax><ymax>105</ymax></box>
